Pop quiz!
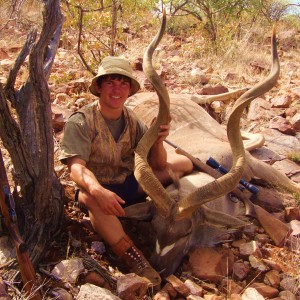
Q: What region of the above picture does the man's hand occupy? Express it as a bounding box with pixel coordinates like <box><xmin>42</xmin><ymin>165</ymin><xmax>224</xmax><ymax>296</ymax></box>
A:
<box><xmin>94</xmin><ymin>188</ymin><xmax>126</xmax><ymax>217</ymax></box>
<box><xmin>67</xmin><ymin>157</ymin><xmax>126</xmax><ymax>217</ymax></box>
<box><xmin>148</xmin><ymin>118</ymin><xmax>170</xmax><ymax>170</ymax></box>
<box><xmin>155</xmin><ymin>124</ymin><xmax>170</xmax><ymax>144</ymax></box>
<box><xmin>150</xmin><ymin>117</ymin><xmax>171</xmax><ymax>144</ymax></box>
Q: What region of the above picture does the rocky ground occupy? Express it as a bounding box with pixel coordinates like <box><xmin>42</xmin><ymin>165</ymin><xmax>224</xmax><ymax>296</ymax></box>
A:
<box><xmin>0</xmin><ymin>18</ymin><xmax>300</xmax><ymax>300</ymax></box>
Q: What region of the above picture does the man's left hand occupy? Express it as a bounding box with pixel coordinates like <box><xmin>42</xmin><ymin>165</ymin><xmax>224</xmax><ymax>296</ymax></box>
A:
<box><xmin>155</xmin><ymin>124</ymin><xmax>170</xmax><ymax>144</ymax></box>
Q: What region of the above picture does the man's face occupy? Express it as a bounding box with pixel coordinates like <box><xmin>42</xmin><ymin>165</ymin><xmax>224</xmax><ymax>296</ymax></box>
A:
<box><xmin>96</xmin><ymin>75</ymin><xmax>132</xmax><ymax>110</ymax></box>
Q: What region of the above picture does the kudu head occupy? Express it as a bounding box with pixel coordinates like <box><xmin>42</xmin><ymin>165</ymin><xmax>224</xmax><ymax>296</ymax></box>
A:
<box><xmin>133</xmin><ymin>11</ymin><xmax>280</xmax><ymax>277</ymax></box>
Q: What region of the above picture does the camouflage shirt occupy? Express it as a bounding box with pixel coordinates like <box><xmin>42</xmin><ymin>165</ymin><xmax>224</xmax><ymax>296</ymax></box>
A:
<box><xmin>59</xmin><ymin>101</ymin><xmax>147</xmax><ymax>184</ymax></box>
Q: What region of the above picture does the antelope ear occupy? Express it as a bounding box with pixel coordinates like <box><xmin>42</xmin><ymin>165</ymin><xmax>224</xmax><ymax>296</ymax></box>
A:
<box><xmin>124</xmin><ymin>201</ymin><xmax>154</xmax><ymax>221</ymax></box>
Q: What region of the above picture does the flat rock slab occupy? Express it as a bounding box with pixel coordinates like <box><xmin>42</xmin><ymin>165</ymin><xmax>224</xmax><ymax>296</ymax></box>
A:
<box><xmin>187</xmin><ymin>247</ymin><xmax>234</xmax><ymax>283</ymax></box>
<box><xmin>261</xmin><ymin>128</ymin><xmax>300</xmax><ymax>157</ymax></box>
<box><xmin>272</xmin><ymin>159</ymin><xmax>300</xmax><ymax>178</ymax></box>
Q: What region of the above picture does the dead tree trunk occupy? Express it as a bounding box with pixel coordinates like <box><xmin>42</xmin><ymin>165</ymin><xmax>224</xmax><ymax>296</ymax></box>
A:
<box><xmin>0</xmin><ymin>0</ymin><xmax>64</xmax><ymax>264</ymax></box>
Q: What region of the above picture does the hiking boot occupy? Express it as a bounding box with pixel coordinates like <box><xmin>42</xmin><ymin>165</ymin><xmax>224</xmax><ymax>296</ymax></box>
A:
<box><xmin>111</xmin><ymin>235</ymin><xmax>161</xmax><ymax>286</ymax></box>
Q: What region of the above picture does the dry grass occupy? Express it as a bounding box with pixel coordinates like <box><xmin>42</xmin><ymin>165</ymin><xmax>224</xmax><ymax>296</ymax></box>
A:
<box><xmin>266</xmin><ymin>243</ymin><xmax>300</xmax><ymax>276</ymax></box>
<box><xmin>125</xmin><ymin>16</ymin><xmax>300</xmax><ymax>99</ymax></box>
<box><xmin>288</xmin><ymin>151</ymin><xmax>300</xmax><ymax>163</ymax></box>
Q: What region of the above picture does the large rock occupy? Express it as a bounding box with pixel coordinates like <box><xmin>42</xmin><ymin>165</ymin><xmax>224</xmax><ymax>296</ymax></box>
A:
<box><xmin>187</xmin><ymin>247</ymin><xmax>234</xmax><ymax>283</ymax></box>
<box><xmin>272</xmin><ymin>159</ymin><xmax>300</xmax><ymax>179</ymax></box>
<box><xmin>261</xmin><ymin>128</ymin><xmax>300</xmax><ymax>157</ymax></box>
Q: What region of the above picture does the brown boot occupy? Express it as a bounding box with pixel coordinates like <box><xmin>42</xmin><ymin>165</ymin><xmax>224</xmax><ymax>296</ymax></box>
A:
<box><xmin>111</xmin><ymin>235</ymin><xmax>161</xmax><ymax>286</ymax></box>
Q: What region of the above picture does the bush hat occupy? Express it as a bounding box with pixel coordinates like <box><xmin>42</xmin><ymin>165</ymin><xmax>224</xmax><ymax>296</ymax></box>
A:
<box><xmin>89</xmin><ymin>56</ymin><xmax>140</xmax><ymax>97</ymax></box>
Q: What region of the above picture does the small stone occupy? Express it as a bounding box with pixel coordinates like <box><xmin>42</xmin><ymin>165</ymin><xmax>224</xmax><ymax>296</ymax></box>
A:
<box><xmin>166</xmin><ymin>274</ymin><xmax>190</xmax><ymax>297</ymax></box>
<box><xmin>91</xmin><ymin>241</ymin><xmax>106</xmax><ymax>254</ymax></box>
<box><xmin>254</xmin><ymin>234</ymin><xmax>270</xmax><ymax>245</ymax></box>
<box><xmin>232</xmin><ymin>239</ymin><xmax>246</xmax><ymax>248</ymax></box>
<box><xmin>51</xmin><ymin>258</ymin><xmax>85</xmax><ymax>284</ymax></box>
<box><xmin>291</xmin><ymin>87</ymin><xmax>300</xmax><ymax>98</ymax></box>
<box><xmin>250</xmin><ymin>282</ymin><xmax>279</xmax><ymax>298</ymax></box>
<box><xmin>264</xmin><ymin>270</ymin><xmax>280</xmax><ymax>288</ymax></box>
<box><xmin>233</xmin><ymin>261</ymin><xmax>251</xmax><ymax>281</ymax></box>
<box><xmin>239</xmin><ymin>241</ymin><xmax>262</xmax><ymax>258</ymax></box>
<box><xmin>203</xmin><ymin>295</ymin><xmax>224</xmax><ymax>300</ymax></box>
<box><xmin>162</xmin><ymin>282</ymin><xmax>177</xmax><ymax>298</ymax></box>
<box><xmin>220</xmin><ymin>279</ymin><xmax>243</xmax><ymax>296</ymax></box>
<box><xmin>269</xmin><ymin>116</ymin><xmax>295</xmax><ymax>135</ymax></box>
<box><xmin>184</xmin><ymin>279</ymin><xmax>203</xmax><ymax>296</ymax></box>
<box><xmin>262</xmin><ymin>259</ymin><xmax>283</xmax><ymax>271</ymax></box>
<box><xmin>199</xmin><ymin>84</ymin><xmax>228</xmax><ymax>95</ymax></box>
<box><xmin>271</xmin><ymin>95</ymin><xmax>292</xmax><ymax>108</ymax></box>
<box><xmin>48</xmin><ymin>287</ymin><xmax>73</xmax><ymax>300</ymax></box>
<box><xmin>117</xmin><ymin>273</ymin><xmax>150</xmax><ymax>300</ymax></box>
<box><xmin>278</xmin><ymin>290</ymin><xmax>297</xmax><ymax>300</ymax></box>
<box><xmin>285</xmin><ymin>207</ymin><xmax>300</xmax><ymax>221</ymax></box>
<box><xmin>153</xmin><ymin>290</ymin><xmax>170</xmax><ymax>300</ymax></box>
<box><xmin>187</xmin><ymin>295</ymin><xmax>205</xmax><ymax>300</ymax></box>
<box><xmin>291</xmin><ymin>112</ymin><xmax>300</xmax><ymax>131</ymax></box>
<box><xmin>83</xmin><ymin>271</ymin><xmax>106</xmax><ymax>287</ymax></box>
<box><xmin>77</xmin><ymin>284</ymin><xmax>121</xmax><ymax>300</ymax></box>
<box><xmin>0</xmin><ymin>277</ymin><xmax>11</xmax><ymax>300</ymax></box>
<box><xmin>289</xmin><ymin>219</ymin><xmax>300</xmax><ymax>236</ymax></box>
<box><xmin>241</xmin><ymin>287</ymin><xmax>264</xmax><ymax>300</ymax></box>
<box><xmin>285</xmin><ymin>107</ymin><xmax>297</xmax><ymax>118</ymax></box>
<box><xmin>249</xmin><ymin>255</ymin><xmax>269</xmax><ymax>272</ymax></box>
<box><xmin>248</xmin><ymin>98</ymin><xmax>272</xmax><ymax>121</ymax></box>
<box><xmin>280</xmin><ymin>276</ymin><xmax>298</xmax><ymax>292</ymax></box>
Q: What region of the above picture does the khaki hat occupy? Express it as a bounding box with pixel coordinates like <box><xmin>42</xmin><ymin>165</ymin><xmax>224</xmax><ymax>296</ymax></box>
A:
<box><xmin>89</xmin><ymin>56</ymin><xmax>140</xmax><ymax>97</ymax></box>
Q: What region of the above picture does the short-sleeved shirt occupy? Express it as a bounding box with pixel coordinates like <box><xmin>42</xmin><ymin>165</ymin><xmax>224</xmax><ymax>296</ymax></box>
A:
<box><xmin>59</xmin><ymin>101</ymin><xmax>147</xmax><ymax>185</ymax></box>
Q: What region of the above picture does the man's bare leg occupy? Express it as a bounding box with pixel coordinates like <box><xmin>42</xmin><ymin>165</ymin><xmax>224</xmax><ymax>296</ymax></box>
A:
<box><xmin>153</xmin><ymin>152</ymin><xmax>193</xmax><ymax>186</ymax></box>
<box><xmin>79</xmin><ymin>190</ymin><xmax>125</xmax><ymax>244</ymax></box>
<box><xmin>78</xmin><ymin>190</ymin><xmax>161</xmax><ymax>286</ymax></box>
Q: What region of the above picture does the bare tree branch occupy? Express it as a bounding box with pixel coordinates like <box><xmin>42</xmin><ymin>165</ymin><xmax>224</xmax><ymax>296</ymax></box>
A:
<box><xmin>0</xmin><ymin>83</ymin><xmax>35</xmax><ymax>186</ymax></box>
<box><xmin>111</xmin><ymin>0</ymin><xmax>118</xmax><ymax>56</ymax></box>
<box><xmin>27</xmin><ymin>0</ymin><xmax>64</xmax><ymax>215</ymax></box>
<box><xmin>5</xmin><ymin>30</ymin><xmax>37</xmax><ymax>108</ymax></box>
<box><xmin>62</xmin><ymin>0</ymin><xmax>114</xmax><ymax>75</ymax></box>
<box><xmin>77</xmin><ymin>6</ymin><xmax>97</xmax><ymax>75</ymax></box>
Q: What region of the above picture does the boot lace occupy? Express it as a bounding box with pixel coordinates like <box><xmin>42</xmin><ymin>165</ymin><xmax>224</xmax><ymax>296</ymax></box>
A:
<box><xmin>124</xmin><ymin>246</ymin><xmax>149</xmax><ymax>271</ymax></box>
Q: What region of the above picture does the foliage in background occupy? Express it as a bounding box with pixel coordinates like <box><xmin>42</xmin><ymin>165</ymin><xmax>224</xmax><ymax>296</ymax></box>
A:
<box><xmin>60</xmin><ymin>0</ymin><xmax>159</xmax><ymax>73</ymax></box>
<box><xmin>1</xmin><ymin>0</ymin><xmax>299</xmax><ymax>73</ymax></box>
<box><xmin>288</xmin><ymin>151</ymin><xmax>300</xmax><ymax>163</ymax></box>
<box><xmin>161</xmin><ymin>0</ymin><xmax>299</xmax><ymax>51</ymax></box>
<box><xmin>0</xmin><ymin>0</ymin><xmax>43</xmax><ymax>29</ymax></box>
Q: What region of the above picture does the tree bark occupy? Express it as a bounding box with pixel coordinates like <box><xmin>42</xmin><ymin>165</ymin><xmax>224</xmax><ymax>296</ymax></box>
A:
<box><xmin>0</xmin><ymin>0</ymin><xmax>64</xmax><ymax>264</ymax></box>
<box><xmin>111</xmin><ymin>0</ymin><xmax>118</xmax><ymax>55</ymax></box>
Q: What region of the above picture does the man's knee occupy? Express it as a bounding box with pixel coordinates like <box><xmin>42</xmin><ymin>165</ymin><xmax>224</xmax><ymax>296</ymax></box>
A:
<box><xmin>169</xmin><ymin>154</ymin><xmax>193</xmax><ymax>177</ymax></box>
<box><xmin>181</xmin><ymin>156</ymin><xmax>193</xmax><ymax>174</ymax></box>
<box><xmin>77</xmin><ymin>190</ymin><xmax>96</xmax><ymax>212</ymax></box>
